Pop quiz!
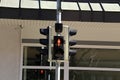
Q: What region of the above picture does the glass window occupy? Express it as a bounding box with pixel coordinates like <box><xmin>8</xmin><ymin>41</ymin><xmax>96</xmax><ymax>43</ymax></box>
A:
<box><xmin>70</xmin><ymin>48</ymin><xmax>120</xmax><ymax>68</ymax></box>
<box><xmin>22</xmin><ymin>46</ymin><xmax>64</xmax><ymax>80</ymax></box>
<box><xmin>21</xmin><ymin>45</ymin><xmax>120</xmax><ymax>80</ymax></box>
<box><xmin>23</xmin><ymin>69</ymin><xmax>64</xmax><ymax>80</ymax></box>
<box><xmin>69</xmin><ymin>70</ymin><xmax>120</xmax><ymax>80</ymax></box>
<box><xmin>23</xmin><ymin>46</ymin><xmax>49</xmax><ymax>66</ymax></box>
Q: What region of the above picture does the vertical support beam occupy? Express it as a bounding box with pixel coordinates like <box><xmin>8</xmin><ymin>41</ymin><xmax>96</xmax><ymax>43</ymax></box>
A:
<box><xmin>20</xmin><ymin>45</ymin><xmax>23</xmax><ymax>80</ymax></box>
<box><xmin>64</xmin><ymin>26</ymin><xmax>69</xmax><ymax>80</ymax></box>
<box><xmin>23</xmin><ymin>47</ymin><xmax>28</xmax><ymax>80</ymax></box>
<box><xmin>48</xmin><ymin>26</ymin><xmax>52</xmax><ymax>80</ymax></box>
<box><xmin>64</xmin><ymin>62</ymin><xmax>69</xmax><ymax>80</ymax></box>
<box><xmin>64</xmin><ymin>25</ymin><xmax>69</xmax><ymax>61</ymax></box>
<box><xmin>48</xmin><ymin>26</ymin><xmax>52</xmax><ymax>61</ymax></box>
<box><xmin>55</xmin><ymin>1</ymin><xmax>62</xmax><ymax>79</ymax></box>
<box><xmin>19</xmin><ymin>26</ymin><xmax>22</xmax><ymax>80</ymax></box>
<box><xmin>55</xmin><ymin>61</ymin><xmax>61</xmax><ymax>80</ymax></box>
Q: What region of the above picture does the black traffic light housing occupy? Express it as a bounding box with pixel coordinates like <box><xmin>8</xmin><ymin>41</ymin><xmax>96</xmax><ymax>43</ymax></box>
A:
<box><xmin>53</xmin><ymin>36</ymin><xmax>64</xmax><ymax>60</ymax></box>
<box><xmin>39</xmin><ymin>27</ymin><xmax>49</xmax><ymax>55</ymax></box>
<box><xmin>69</xmin><ymin>29</ymin><xmax>77</xmax><ymax>56</ymax></box>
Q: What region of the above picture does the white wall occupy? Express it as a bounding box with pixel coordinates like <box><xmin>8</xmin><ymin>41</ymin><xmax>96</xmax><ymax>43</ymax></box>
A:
<box><xmin>0</xmin><ymin>24</ymin><xmax>21</xmax><ymax>80</ymax></box>
<box><xmin>0</xmin><ymin>19</ymin><xmax>120</xmax><ymax>80</ymax></box>
<box><xmin>21</xmin><ymin>20</ymin><xmax>120</xmax><ymax>42</ymax></box>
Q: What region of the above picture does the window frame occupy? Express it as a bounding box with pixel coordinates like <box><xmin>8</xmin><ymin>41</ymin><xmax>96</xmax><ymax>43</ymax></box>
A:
<box><xmin>20</xmin><ymin>43</ymin><xmax>120</xmax><ymax>80</ymax></box>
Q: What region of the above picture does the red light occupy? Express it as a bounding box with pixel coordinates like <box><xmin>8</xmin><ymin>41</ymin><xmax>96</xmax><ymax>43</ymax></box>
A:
<box><xmin>40</xmin><ymin>70</ymin><xmax>44</xmax><ymax>74</ymax></box>
<box><xmin>57</xmin><ymin>38</ymin><xmax>61</xmax><ymax>47</ymax></box>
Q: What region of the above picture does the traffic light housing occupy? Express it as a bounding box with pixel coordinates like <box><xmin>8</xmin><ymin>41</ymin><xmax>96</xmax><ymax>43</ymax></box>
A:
<box><xmin>39</xmin><ymin>69</ymin><xmax>45</xmax><ymax>79</ymax></box>
<box><xmin>53</xmin><ymin>36</ymin><xmax>64</xmax><ymax>60</ymax></box>
<box><xmin>69</xmin><ymin>29</ymin><xmax>77</xmax><ymax>56</ymax></box>
<box><xmin>39</xmin><ymin>26</ymin><xmax>52</xmax><ymax>57</ymax></box>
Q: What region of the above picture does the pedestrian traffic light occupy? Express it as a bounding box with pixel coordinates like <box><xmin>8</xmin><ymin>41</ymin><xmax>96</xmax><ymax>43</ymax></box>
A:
<box><xmin>38</xmin><ymin>69</ymin><xmax>45</xmax><ymax>80</ymax></box>
<box><xmin>39</xmin><ymin>26</ymin><xmax>52</xmax><ymax>56</ymax></box>
<box><xmin>69</xmin><ymin>29</ymin><xmax>77</xmax><ymax>56</ymax></box>
<box><xmin>53</xmin><ymin>36</ymin><xmax>64</xmax><ymax>60</ymax></box>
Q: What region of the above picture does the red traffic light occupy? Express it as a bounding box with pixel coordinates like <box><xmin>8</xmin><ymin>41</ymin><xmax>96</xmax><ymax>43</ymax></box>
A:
<box><xmin>53</xmin><ymin>36</ymin><xmax>64</xmax><ymax>60</ymax></box>
<box><xmin>57</xmin><ymin>38</ymin><xmax>61</xmax><ymax>47</ymax></box>
<box><xmin>40</xmin><ymin>69</ymin><xmax>44</xmax><ymax>74</ymax></box>
<box><xmin>54</xmin><ymin>36</ymin><xmax>64</xmax><ymax>47</ymax></box>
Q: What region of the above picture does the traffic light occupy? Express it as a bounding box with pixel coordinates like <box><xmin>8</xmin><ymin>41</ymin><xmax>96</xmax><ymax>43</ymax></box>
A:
<box><xmin>64</xmin><ymin>26</ymin><xmax>77</xmax><ymax>61</ymax></box>
<box><xmin>69</xmin><ymin>29</ymin><xmax>77</xmax><ymax>56</ymax></box>
<box><xmin>39</xmin><ymin>69</ymin><xmax>45</xmax><ymax>80</ymax></box>
<box><xmin>39</xmin><ymin>26</ymin><xmax>52</xmax><ymax>57</ymax></box>
<box><xmin>53</xmin><ymin>36</ymin><xmax>64</xmax><ymax>60</ymax></box>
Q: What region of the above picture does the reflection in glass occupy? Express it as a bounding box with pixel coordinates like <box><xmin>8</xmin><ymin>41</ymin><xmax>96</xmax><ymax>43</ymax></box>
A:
<box><xmin>22</xmin><ymin>69</ymin><xmax>64</xmax><ymax>80</ymax></box>
<box><xmin>70</xmin><ymin>48</ymin><xmax>120</xmax><ymax>68</ymax></box>
<box><xmin>23</xmin><ymin>47</ymin><xmax>49</xmax><ymax>66</ymax></box>
<box><xmin>69</xmin><ymin>70</ymin><xmax>120</xmax><ymax>80</ymax></box>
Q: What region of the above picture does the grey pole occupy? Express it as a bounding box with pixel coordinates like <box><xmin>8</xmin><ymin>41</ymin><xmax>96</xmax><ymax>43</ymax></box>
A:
<box><xmin>55</xmin><ymin>0</ymin><xmax>62</xmax><ymax>80</ymax></box>
<box><xmin>48</xmin><ymin>26</ymin><xmax>52</xmax><ymax>80</ymax></box>
<box><xmin>48</xmin><ymin>26</ymin><xmax>52</xmax><ymax>61</ymax></box>
<box><xmin>55</xmin><ymin>61</ymin><xmax>61</xmax><ymax>80</ymax></box>
<box><xmin>64</xmin><ymin>26</ymin><xmax>69</xmax><ymax>80</ymax></box>
<box><xmin>56</xmin><ymin>0</ymin><xmax>62</xmax><ymax>23</ymax></box>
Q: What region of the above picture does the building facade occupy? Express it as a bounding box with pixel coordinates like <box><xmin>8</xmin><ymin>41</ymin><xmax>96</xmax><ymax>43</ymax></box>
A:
<box><xmin>0</xmin><ymin>0</ymin><xmax>120</xmax><ymax>80</ymax></box>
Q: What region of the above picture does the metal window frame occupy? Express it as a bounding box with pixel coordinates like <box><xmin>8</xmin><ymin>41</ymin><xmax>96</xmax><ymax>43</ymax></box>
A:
<box><xmin>20</xmin><ymin>43</ymin><xmax>120</xmax><ymax>80</ymax></box>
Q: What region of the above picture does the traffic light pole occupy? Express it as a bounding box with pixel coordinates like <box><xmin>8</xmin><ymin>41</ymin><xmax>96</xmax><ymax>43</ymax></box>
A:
<box><xmin>55</xmin><ymin>61</ymin><xmax>61</xmax><ymax>80</ymax></box>
<box><xmin>55</xmin><ymin>0</ymin><xmax>61</xmax><ymax>80</ymax></box>
<box><xmin>56</xmin><ymin>0</ymin><xmax>61</xmax><ymax>23</ymax></box>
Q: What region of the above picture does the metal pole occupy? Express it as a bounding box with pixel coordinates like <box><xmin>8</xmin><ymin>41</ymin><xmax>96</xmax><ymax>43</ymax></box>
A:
<box><xmin>56</xmin><ymin>0</ymin><xmax>62</xmax><ymax>23</ymax></box>
<box><xmin>64</xmin><ymin>62</ymin><xmax>69</xmax><ymax>80</ymax></box>
<box><xmin>48</xmin><ymin>26</ymin><xmax>52</xmax><ymax>80</ymax></box>
<box><xmin>64</xmin><ymin>26</ymin><xmax>69</xmax><ymax>61</ymax></box>
<box><xmin>55</xmin><ymin>61</ymin><xmax>61</xmax><ymax>80</ymax></box>
<box><xmin>48</xmin><ymin>26</ymin><xmax>52</xmax><ymax>61</ymax></box>
<box><xmin>64</xmin><ymin>26</ymin><xmax>69</xmax><ymax>80</ymax></box>
<box><xmin>48</xmin><ymin>62</ymin><xmax>52</xmax><ymax>80</ymax></box>
<box><xmin>48</xmin><ymin>71</ymin><xmax>51</xmax><ymax>80</ymax></box>
<box><xmin>55</xmin><ymin>0</ymin><xmax>62</xmax><ymax>80</ymax></box>
<box><xmin>23</xmin><ymin>47</ymin><xmax>27</xmax><ymax>80</ymax></box>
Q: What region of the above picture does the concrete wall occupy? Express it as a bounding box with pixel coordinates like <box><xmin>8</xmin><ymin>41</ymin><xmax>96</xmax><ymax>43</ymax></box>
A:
<box><xmin>0</xmin><ymin>24</ymin><xmax>21</xmax><ymax>80</ymax></box>
<box><xmin>0</xmin><ymin>18</ymin><xmax>120</xmax><ymax>80</ymax></box>
<box><xmin>21</xmin><ymin>20</ymin><xmax>120</xmax><ymax>42</ymax></box>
